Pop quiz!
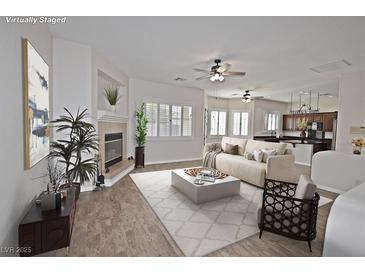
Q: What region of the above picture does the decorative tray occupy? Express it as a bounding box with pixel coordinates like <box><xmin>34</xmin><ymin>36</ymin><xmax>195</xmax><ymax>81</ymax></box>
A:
<box><xmin>184</xmin><ymin>167</ymin><xmax>228</xmax><ymax>179</ymax></box>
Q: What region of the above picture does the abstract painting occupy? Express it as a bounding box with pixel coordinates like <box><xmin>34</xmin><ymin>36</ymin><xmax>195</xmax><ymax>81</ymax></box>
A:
<box><xmin>23</xmin><ymin>38</ymin><xmax>50</xmax><ymax>169</ymax></box>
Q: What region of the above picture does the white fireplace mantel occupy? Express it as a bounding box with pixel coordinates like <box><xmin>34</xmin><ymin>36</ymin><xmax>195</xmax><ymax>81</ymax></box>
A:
<box><xmin>97</xmin><ymin>110</ymin><xmax>129</xmax><ymax>123</ymax></box>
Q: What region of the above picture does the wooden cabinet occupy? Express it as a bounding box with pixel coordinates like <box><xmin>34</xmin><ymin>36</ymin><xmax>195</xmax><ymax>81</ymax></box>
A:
<box><xmin>282</xmin><ymin>112</ymin><xmax>337</xmax><ymax>132</ymax></box>
<box><xmin>323</xmin><ymin>112</ymin><xmax>338</xmax><ymax>132</ymax></box>
<box><xmin>18</xmin><ymin>188</ymin><xmax>76</xmax><ymax>256</ymax></box>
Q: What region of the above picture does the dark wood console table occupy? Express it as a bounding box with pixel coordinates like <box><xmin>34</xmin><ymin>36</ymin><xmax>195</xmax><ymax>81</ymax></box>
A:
<box><xmin>18</xmin><ymin>188</ymin><xmax>76</xmax><ymax>256</ymax></box>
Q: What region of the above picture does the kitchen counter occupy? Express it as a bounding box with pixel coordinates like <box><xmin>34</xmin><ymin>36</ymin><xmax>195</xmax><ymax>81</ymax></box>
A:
<box><xmin>254</xmin><ymin>135</ymin><xmax>332</xmax><ymax>166</ymax></box>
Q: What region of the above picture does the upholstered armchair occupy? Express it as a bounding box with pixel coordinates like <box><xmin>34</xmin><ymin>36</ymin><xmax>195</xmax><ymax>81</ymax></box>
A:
<box><xmin>257</xmin><ymin>176</ymin><xmax>320</xmax><ymax>252</ymax></box>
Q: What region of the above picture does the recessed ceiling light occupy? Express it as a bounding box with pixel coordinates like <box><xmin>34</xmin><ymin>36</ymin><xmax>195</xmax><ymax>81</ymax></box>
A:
<box><xmin>310</xmin><ymin>59</ymin><xmax>351</xmax><ymax>73</ymax></box>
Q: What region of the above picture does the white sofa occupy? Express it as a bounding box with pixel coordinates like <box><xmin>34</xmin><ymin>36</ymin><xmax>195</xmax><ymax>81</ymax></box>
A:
<box><xmin>203</xmin><ymin>136</ymin><xmax>295</xmax><ymax>188</ymax></box>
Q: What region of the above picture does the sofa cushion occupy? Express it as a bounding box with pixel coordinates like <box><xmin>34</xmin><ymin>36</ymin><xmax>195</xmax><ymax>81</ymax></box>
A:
<box><xmin>295</xmin><ymin>175</ymin><xmax>317</xmax><ymax>199</ymax></box>
<box><xmin>215</xmin><ymin>153</ymin><xmax>266</xmax><ymax>187</ymax></box>
<box><xmin>253</xmin><ymin>149</ymin><xmax>264</xmax><ymax>162</ymax></box>
<box><xmin>245</xmin><ymin>140</ymin><xmax>287</xmax><ymax>155</ymax></box>
<box><xmin>221</xmin><ymin>137</ymin><xmax>248</xmax><ymax>156</ymax></box>
<box><xmin>244</xmin><ymin>152</ymin><xmax>254</xmax><ymax>160</ymax></box>
<box><xmin>261</xmin><ymin>148</ymin><xmax>277</xmax><ymax>163</ymax></box>
<box><xmin>223</xmin><ymin>143</ymin><xmax>238</xmax><ymax>155</ymax></box>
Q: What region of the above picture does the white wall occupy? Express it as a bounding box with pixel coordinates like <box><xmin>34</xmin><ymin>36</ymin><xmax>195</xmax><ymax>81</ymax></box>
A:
<box><xmin>0</xmin><ymin>22</ymin><xmax>52</xmax><ymax>252</ymax></box>
<box><xmin>129</xmin><ymin>79</ymin><xmax>205</xmax><ymax>163</ymax></box>
<box><xmin>336</xmin><ymin>70</ymin><xmax>365</xmax><ymax>153</ymax></box>
<box><xmin>53</xmin><ymin>38</ymin><xmax>93</xmax><ymax>123</ymax></box>
<box><xmin>91</xmin><ymin>51</ymin><xmax>130</xmax><ymax>153</ymax></box>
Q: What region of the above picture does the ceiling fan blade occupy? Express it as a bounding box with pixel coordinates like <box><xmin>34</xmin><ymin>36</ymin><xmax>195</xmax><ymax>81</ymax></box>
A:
<box><xmin>223</xmin><ymin>71</ymin><xmax>246</xmax><ymax>76</ymax></box>
<box><xmin>194</xmin><ymin>68</ymin><xmax>211</xmax><ymax>73</ymax></box>
<box><xmin>217</xmin><ymin>63</ymin><xmax>231</xmax><ymax>73</ymax></box>
<box><xmin>251</xmin><ymin>96</ymin><xmax>264</xmax><ymax>100</ymax></box>
<box><xmin>195</xmin><ymin>75</ymin><xmax>211</xmax><ymax>80</ymax></box>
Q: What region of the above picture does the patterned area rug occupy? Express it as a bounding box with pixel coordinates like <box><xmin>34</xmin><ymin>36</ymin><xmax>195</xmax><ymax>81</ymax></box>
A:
<box><xmin>130</xmin><ymin>170</ymin><xmax>332</xmax><ymax>257</ymax></box>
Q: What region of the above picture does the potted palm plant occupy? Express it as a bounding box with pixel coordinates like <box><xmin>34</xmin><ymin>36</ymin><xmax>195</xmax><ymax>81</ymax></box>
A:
<box><xmin>104</xmin><ymin>87</ymin><xmax>120</xmax><ymax>112</ymax></box>
<box><xmin>49</xmin><ymin>108</ymin><xmax>98</xmax><ymax>199</ymax></box>
<box><xmin>135</xmin><ymin>103</ymin><xmax>148</xmax><ymax>168</ymax></box>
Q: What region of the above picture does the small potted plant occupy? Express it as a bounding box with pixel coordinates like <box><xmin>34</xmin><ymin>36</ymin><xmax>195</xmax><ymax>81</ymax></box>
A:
<box><xmin>352</xmin><ymin>137</ymin><xmax>365</xmax><ymax>155</ymax></box>
<box><xmin>104</xmin><ymin>87</ymin><xmax>120</xmax><ymax>112</ymax></box>
<box><xmin>135</xmin><ymin>103</ymin><xmax>148</xmax><ymax>168</ymax></box>
<box><xmin>40</xmin><ymin>160</ymin><xmax>64</xmax><ymax>211</ymax></box>
<box><xmin>297</xmin><ymin>117</ymin><xmax>308</xmax><ymax>143</ymax></box>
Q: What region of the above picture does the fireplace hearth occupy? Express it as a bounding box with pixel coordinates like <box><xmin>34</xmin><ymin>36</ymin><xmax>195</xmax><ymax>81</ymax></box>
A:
<box><xmin>105</xmin><ymin>132</ymin><xmax>123</xmax><ymax>169</ymax></box>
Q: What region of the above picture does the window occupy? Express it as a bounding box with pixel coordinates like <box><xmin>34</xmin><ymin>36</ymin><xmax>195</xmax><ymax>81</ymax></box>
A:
<box><xmin>146</xmin><ymin>103</ymin><xmax>158</xmax><ymax>137</ymax></box>
<box><xmin>145</xmin><ymin>102</ymin><xmax>192</xmax><ymax>137</ymax></box>
<box><xmin>233</xmin><ymin>111</ymin><xmax>249</xmax><ymax>136</ymax></box>
<box><xmin>159</xmin><ymin>104</ymin><xmax>170</xmax><ymax>136</ymax></box>
<box><xmin>210</xmin><ymin>110</ymin><xmax>226</xmax><ymax>136</ymax></box>
<box><xmin>182</xmin><ymin>106</ymin><xmax>192</xmax><ymax>136</ymax></box>
<box><xmin>171</xmin><ymin>105</ymin><xmax>182</xmax><ymax>136</ymax></box>
<box><xmin>265</xmin><ymin>112</ymin><xmax>279</xmax><ymax>131</ymax></box>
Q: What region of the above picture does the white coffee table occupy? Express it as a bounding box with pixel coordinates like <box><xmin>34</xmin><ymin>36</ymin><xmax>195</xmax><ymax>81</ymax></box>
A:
<box><xmin>171</xmin><ymin>168</ymin><xmax>241</xmax><ymax>204</ymax></box>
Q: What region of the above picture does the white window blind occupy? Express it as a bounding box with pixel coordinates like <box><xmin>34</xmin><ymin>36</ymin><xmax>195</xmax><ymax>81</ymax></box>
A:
<box><xmin>171</xmin><ymin>105</ymin><xmax>182</xmax><ymax>136</ymax></box>
<box><xmin>145</xmin><ymin>102</ymin><xmax>193</xmax><ymax>138</ymax></box>
<box><xmin>159</xmin><ymin>104</ymin><xmax>170</xmax><ymax>136</ymax></box>
<box><xmin>241</xmin><ymin>112</ymin><xmax>249</xmax><ymax>136</ymax></box>
<box><xmin>182</xmin><ymin>106</ymin><xmax>192</xmax><ymax>136</ymax></box>
<box><xmin>233</xmin><ymin>111</ymin><xmax>249</xmax><ymax>136</ymax></box>
<box><xmin>210</xmin><ymin>110</ymin><xmax>226</xmax><ymax>136</ymax></box>
<box><xmin>233</xmin><ymin>112</ymin><xmax>241</xmax><ymax>135</ymax></box>
<box><xmin>146</xmin><ymin>103</ymin><xmax>158</xmax><ymax>136</ymax></box>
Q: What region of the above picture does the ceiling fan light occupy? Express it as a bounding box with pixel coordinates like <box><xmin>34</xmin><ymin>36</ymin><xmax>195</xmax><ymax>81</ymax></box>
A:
<box><xmin>210</xmin><ymin>76</ymin><xmax>215</xmax><ymax>82</ymax></box>
<box><xmin>214</xmin><ymin>73</ymin><xmax>220</xmax><ymax>80</ymax></box>
<box><xmin>218</xmin><ymin>75</ymin><xmax>224</xmax><ymax>82</ymax></box>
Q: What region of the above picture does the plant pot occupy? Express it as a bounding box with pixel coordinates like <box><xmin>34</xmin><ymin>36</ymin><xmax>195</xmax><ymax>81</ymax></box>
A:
<box><xmin>110</xmin><ymin>105</ymin><xmax>116</xmax><ymax>112</ymax></box>
<box><xmin>135</xmin><ymin>146</ymin><xmax>145</xmax><ymax>168</ymax></box>
<box><xmin>353</xmin><ymin>146</ymin><xmax>362</xmax><ymax>155</ymax></box>
<box><xmin>300</xmin><ymin>130</ymin><xmax>306</xmax><ymax>143</ymax></box>
<box><xmin>59</xmin><ymin>182</ymin><xmax>81</xmax><ymax>200</ymax></box>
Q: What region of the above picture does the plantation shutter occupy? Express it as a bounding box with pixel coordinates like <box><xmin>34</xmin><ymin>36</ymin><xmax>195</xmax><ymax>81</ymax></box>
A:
<box><xmin>233</xmin><ymin>112</ymin><xmax>241</xmax><ymax>135</ymax></box>
<box><xmin>241</xmin><ymin>112</ymin><xmax>249</xmax><ymax>136</ymax></box>
<box><xmin>159</xmin><ymin>104</ymin><xmax>170</xmax><ymax>136</ymax></box>
<box><xmin>145</xmin><ymin>103</ymin><xmax>158</xmax><ymax>136</ymax></box>
<box><xmin>182</xmin><ymin>106</ymin><xmax>192</xmax><ymax>136</ymax></box>
<box><xmin>171</xmin><ymin>105</ymin><xmax>182</xmax><ymax>136</ymax></box>
<box><xmin>218</xmin><ymin>111</ymin><xmax>226</xmax><ymax>135</ymax></box>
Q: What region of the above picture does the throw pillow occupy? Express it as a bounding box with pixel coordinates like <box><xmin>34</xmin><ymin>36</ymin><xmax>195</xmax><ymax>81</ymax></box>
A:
<box><xmin>261</xmin><ymin>149</ymin><xmax>277</xmax><ymax>163</ymax></box>
<box><xmin>244</xmin><ymin>152</ymin><xmax>254</xmax><ymax>160</ymax></box>
<box><xmin>224</xmin><ymin>143</ymin><xmax>238</xmax><ymax>155</ymax></box>
<box><xmin>253</xmin><ymin>149</ymin><xmax>264</xmax><ymax>162</ymax></box>
<box><xmin>294</xmin><ymin>175</ymin><xmax>317</xmax><ymax>199</ymax></box>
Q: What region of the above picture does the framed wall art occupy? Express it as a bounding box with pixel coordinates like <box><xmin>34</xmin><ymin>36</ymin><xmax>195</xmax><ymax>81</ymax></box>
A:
<box><xmin>23</xmin><ymin>38</ymin><xmax>50</xmax><ymax>169</ymax></box>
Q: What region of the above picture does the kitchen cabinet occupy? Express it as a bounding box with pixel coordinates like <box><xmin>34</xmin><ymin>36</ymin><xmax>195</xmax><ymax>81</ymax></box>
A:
<box><xmin>282</xmin><ymin>112</ymin><xmax>337</xmax><ymax>132</ymax></box>
<box><xmin>323</xmin><ymin>112</ymin><xmax>338</xmax><ymax>132</ymax></box>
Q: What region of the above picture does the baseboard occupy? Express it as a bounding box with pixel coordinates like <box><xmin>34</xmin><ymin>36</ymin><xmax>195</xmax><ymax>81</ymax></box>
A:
<box><xmin>317</xmin><ymin>184</ymin><xmax>345</xmax><ymax>194</ymax></box>
<box><xmin>104</xmin><ymin>164</ymin><xmax>135</xmax><ymax>187</ymax></box>
<box><xmin>145</xmin><ymin>157</ymin><xmax>202</xmax><ymax>165</ymax></box>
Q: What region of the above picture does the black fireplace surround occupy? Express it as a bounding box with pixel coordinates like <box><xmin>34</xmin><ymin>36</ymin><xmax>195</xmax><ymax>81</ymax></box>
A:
<box><xmin>105</xmin><ymin>132</ymin><xmax>123</xmax><ymax>169</ymax></box>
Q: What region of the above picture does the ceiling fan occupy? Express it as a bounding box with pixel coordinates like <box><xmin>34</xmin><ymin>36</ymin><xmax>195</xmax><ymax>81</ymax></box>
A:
<box><xmin>232</xmin><ymin>90</ymin><xmax>264</xmax><ymax>103</ymax></box>
<box><xmin>194</xmin><ymin>59</ymin><xmax>246</xmax><ymax>82</ymax></box>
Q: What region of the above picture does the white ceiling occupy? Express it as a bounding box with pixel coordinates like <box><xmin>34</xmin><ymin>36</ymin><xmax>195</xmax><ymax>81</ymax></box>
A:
<box><xmin>49</xmin><ymin>17</ymin><xmax>365</xmax><ymax>101</ymax></box>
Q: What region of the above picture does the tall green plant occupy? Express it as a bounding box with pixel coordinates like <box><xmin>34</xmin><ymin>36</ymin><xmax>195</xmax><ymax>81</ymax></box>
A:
<box><xmin>49</xmin><ymin>108</ymin><xmax>98</xmax><ymax>185</ymax></box>
<box><xmin>136</xmin><ymin>103</ymin><xmax>148</xmax><ymax>147</ymax></box>
<box><xmin>104</xmin><ymin>87</ymin><xmax>120</xmax><ymax>106</ymax></box>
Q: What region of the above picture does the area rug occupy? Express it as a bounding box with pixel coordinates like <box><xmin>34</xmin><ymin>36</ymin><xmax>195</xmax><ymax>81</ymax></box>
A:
<box><xmin>129</xmin><ymin>170</ymin><xmax>332</xmax><ymax>256</ymax></box>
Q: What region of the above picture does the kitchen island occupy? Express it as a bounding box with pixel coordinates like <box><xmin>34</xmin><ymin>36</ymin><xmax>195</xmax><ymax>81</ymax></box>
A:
<box><xmin>254</xmin><ymin>136</ymin><xmax>330</xmax><ymax>166</ymax></box>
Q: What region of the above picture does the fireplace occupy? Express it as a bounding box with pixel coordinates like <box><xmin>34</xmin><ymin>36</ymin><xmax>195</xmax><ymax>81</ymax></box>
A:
<box><xmin>105</xmin><ymin>132</ymin><xmax>123</xmax><ymax>169</ymax></box>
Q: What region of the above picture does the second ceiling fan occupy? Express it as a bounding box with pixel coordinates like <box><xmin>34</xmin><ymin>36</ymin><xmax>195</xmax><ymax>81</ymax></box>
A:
<box><xmin>194</xmin><ymin>59</ymin><xmax>246</xmax><ymax>82</ymax></box>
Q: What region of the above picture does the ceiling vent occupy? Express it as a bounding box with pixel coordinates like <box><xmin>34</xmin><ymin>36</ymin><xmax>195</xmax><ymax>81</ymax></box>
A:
<box><xmin>174</xmin><ymin>77</ymin><xmax>187</xmax><ymax>81</ymax></box>
<box><xmin>310</xmin><ymin>59</ymin><xmax>351</xmax><ymax>73</ymax></box>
